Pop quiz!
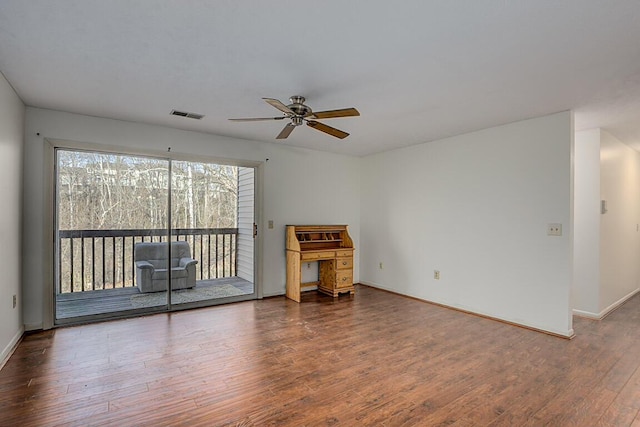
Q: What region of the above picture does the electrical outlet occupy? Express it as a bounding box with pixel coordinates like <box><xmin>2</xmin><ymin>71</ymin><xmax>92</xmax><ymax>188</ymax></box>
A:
<box><xmin>379</xmin><ymin>262</ymin><xmax>383</xmax><ymax>269</ymax></box>
<box><xmin>268</xmin><ymin>220</ymin><xmax>274</xmax><ymax>229</ymax></box>
<box><xmin>434</xmin><ymin>270</ymin><xmax>440</xmax><ymax>280</ymax></box>
<box><xmin>547</xmin><ymin>223</ymin><xmax>562</xmax><ymax>236</ymax></box>
<box><xmin>12</xmin><ymin>294</ymin><xmax>16</xmax><ymax>308</ymax></box>
<box><xmin>307</xmin><ymin>263</ymin><xmax>311</xmax><ymax>269</ymax></box>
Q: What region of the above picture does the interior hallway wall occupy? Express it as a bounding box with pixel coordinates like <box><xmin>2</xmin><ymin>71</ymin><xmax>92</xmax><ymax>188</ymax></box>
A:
<box><xmin>573</xmin><ymin>129</ymin><xmax>601</xmax><ymax>315</ymax></box>
<box><xmin>599</xmin><ymin>129</ymin><xmax>640</xmax><ymax>314</ymax></box>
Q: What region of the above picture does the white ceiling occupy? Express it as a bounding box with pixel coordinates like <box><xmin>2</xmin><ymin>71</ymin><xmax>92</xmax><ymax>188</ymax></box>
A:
<box><xmin>1</xmin><ymin>1</ymin><xmax>640</xmax><ymax>156</ymax></box>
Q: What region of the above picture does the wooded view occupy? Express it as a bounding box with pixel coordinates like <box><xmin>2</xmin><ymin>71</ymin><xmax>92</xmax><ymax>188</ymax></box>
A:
<box><xmin>57</xmin><ymin>150</ymin><xmax>240</xmax><ymax>293</ymax></box>
<box><xmin>57</xmin><ymin>151</ymin><xmax>238</xmax><ymax>230</ymax></box>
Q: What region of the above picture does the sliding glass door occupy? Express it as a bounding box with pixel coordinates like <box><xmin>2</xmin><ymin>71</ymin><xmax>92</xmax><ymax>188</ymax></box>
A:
<box><xmin>54</xmin><ymin>148</ymin><xmax>256</xmax><ymax>325</ymax></box>
<box><xmin>168</xmin><ymin>160</ymin><xmax>255</xmax><ymax>308</ymax></box>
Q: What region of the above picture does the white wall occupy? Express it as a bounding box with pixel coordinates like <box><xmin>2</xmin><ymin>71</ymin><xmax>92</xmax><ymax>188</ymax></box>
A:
<box><xmin>599</xmin><ymin>129</ymin><xmax>640</xmax><ymax>313</ymax></box>
<box><xmin>0</xmin><ymin>73</ymin><xmax>25</xmax><ymax>365</ymax></box>
<box><xmin>360</xmin><ymin>112</ymin><xmax>574</xmax><ymax>337</ymax></box>
<box><xmin>573</xmin><ymin>129</ymin><xmax>601</xmax><ymax>315</ymax></box>
<box><xmin>23</xmin><ymin>108</ymin><xmax>360</xmax><ymax>329</ymax></box>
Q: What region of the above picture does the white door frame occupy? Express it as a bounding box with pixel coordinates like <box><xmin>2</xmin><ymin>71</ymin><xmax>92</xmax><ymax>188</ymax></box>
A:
<box><xmin>43</xmin><ymin>138</ymin><xmax>263</xmax><ymax>328</ymax></box>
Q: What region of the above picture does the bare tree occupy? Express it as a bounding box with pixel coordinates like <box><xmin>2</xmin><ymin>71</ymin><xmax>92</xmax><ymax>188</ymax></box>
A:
<box><xmin>56</xmin><ymin>150</ymin><xmax>240</xmax><ymax>292</ymax></box>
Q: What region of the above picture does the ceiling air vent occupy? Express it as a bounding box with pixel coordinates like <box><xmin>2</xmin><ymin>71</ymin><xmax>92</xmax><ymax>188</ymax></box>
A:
<box><xmin>170</xmin><ymin>110</ymin><xmax>204</xmax><ymax>120</ymax></box>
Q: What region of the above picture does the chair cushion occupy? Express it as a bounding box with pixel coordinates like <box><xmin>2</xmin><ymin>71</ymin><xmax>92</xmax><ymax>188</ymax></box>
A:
<box><xmin>153</xmin><ymin>267</ymin><xmax>189</xmax><ymax>280</ymax></box>
<box><xmin>148</xmin><ymin>259</ymin><xmax>180</xmax><ymax>269</ymax></box>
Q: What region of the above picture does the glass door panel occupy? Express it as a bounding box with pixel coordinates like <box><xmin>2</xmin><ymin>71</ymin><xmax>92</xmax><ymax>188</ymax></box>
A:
<box><xmin>169</xmin><ymin>161</ymin><xmax>255</xmax><ymax>307</ymax></box>
<box><xmin>54</xmin><ymin>149</ymin><xmax>169</xmax><ymax>323</ymax></box>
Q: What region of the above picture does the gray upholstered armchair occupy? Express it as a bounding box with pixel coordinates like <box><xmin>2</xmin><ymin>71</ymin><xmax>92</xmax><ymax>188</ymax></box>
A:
<box><xmin>134</xmin><ymin>241</ymin><xmax>198</xmax><ymax>293</ymax></box>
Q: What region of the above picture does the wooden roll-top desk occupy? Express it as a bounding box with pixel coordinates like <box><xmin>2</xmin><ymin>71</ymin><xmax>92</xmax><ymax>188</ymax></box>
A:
<box><xmin>285</xmin><ymin>225</ymin><xmax>355</xmax><ymax>302</ymax></box>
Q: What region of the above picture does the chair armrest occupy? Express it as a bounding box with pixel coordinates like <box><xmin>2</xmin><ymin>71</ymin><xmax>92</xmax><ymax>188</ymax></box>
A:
<box><xmin>135</xmin><ymin>260</ymin><xmax>154</xmax><ymax>270</ymax></box>
<box><xmin>179</xmin><ymin>257</ymin><xmax>198</xmax><ymax>268</ymax></box>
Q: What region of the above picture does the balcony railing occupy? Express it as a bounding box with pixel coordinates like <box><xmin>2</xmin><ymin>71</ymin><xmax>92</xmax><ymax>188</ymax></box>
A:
<box><xmin>58</xmin><ymin>228</ymin><xmax>238</xmax><ymax>294</ymax></box>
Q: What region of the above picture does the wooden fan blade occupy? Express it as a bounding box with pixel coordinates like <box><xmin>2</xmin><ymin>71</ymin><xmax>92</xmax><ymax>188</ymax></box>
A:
<box><xmin>263</xmin><ymin>98</ymin><xmax>295</xmax><ymax>115</ymax></box>
<box><xmin>306</xmin><ymin>120</ymin><xmax>349</xmax><ymax>139</ymax></box>
<box><xmin>311</xmin><ymin>108</ymin><xmax>360</xmax><ymax>119</ymax></box>
<box><xmin>276</xmin><ymin>123</ymin><xmax>296</xmax><ymax>139</ymax></box>
<box><xmin>229</xmin><ymin>116</ymin><xmax>285</xmax><ymax>121</ymax></box>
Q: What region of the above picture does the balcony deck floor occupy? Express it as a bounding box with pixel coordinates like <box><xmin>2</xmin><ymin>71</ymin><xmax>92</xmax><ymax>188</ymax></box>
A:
<box><xmin>56</xmin><ymin>277</ymin><xmax>254</xmax><ymax>320</ymax></box>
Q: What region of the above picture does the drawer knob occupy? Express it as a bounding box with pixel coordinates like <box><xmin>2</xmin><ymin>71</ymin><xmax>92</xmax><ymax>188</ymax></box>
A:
<box><xmin>342</xmin><ymin>277</ymin><xmax>347</xmax><ymax>281</ymax></box>
<box><xmin>342</xmin><ymin>261</ymin><xmax>347</xmax><ymax>266</ymax></box>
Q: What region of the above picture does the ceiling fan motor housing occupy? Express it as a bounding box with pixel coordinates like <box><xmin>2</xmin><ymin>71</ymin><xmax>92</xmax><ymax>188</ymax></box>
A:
<box><xmin>287</xmin><ymin>95</ymin><xmax>312</xmax><ymax>120</ymax></box>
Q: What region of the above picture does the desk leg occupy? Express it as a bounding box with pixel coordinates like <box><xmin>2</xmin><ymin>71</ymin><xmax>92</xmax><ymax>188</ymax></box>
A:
<box><xmin>286</xmin><ymin>251</ymin><xmax>301</xmax><ymax>302</ymax></box>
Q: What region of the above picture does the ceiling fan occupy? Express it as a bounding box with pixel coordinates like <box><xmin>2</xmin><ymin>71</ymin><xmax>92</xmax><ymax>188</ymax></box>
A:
<box><xmin>229</xmin><ymin>96</ymin><xmax>360</xmax><ymax>140</ymax></box>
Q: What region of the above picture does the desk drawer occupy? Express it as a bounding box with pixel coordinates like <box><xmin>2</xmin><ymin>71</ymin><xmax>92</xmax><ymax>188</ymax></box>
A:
<box><xmin>301</xmin><ymin>251</ymin><xmax>335</xmax><ymax>261</ymax></box>
<box><xmin>301</xmin><ymin>252</ymin><xmax>321</xmax><ymax>261</ymax></box>
<box><xmin>336</xmin><ymin>257</ymin><xmax>353</xmax><ymax>270</ymax></box>
<box><xmin>336</xmin><ymin>270</ymin><xmax>353</xmax><ymax>288</ymax></box>
<box><xmin>300</xmin><ymin>252</ymin><xmax>336</xmax><ymax>261</ymax></box>
<box><xmin>336</xmin><ymin>250</ymin><xmax>353</xmax><ymax>257</ymax></box>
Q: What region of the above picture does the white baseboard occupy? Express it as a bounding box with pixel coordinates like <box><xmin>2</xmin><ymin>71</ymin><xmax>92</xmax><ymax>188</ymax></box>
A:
<box><xmin>24</xmin><ymin>322</ymin><xmax>43</xmax><ymax>332</ymax></box>
<box><xmin>360</xmin><ymin>281</ymin><xmax>574</xmax><ymax>339</ymax></box>
<box><xmin>0</xmin><ymin>326</ymin><xmax>24</xmax><ymax>371</ymax></box>
<box><xmin>262</xmin><ymin>290</ymin><xmax>285</xmax><ymax>298</ymax></box>
<box><xmin>572</xmin><ymin>309</ymin><xmax>601</xmax><ymax>319</ymax></box>
<box><xmin>573</xmin><ymin>288</ymin><xmax>640</xmax><ymax>320</ymax></box>
<box><xmin>263</xmin><ymin>285</ymin><xmax>319</xmax><ymax>298</ymax></box>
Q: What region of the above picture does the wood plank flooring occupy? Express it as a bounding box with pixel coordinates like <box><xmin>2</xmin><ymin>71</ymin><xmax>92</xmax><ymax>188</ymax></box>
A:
<box><xmin>2</xmin><ymin>284</ymin><xmax>640</xmax><ymax>426</ymax></box>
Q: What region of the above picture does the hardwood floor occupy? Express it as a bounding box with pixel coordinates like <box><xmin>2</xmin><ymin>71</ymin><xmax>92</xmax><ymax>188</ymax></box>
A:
<box><xmin>2</xmin><ymin>284</ymin><xmax>640</xmax><ymax>426</ymax></box>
